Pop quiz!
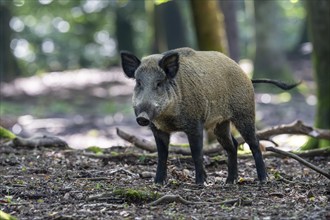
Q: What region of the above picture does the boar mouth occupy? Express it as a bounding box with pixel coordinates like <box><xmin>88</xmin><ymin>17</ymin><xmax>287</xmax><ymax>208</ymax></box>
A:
<box><xmin>136</xmin><ymin>112</ymin><xmax>150</xmax><ymax>126</ymax></box>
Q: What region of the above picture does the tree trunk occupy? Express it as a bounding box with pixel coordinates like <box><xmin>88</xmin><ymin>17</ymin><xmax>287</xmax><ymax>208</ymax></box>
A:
<box><xmin>0</xmin><ymin>1</ymin><xmax>20</xmax><ymax>82</ymax></box>
<box><xmin>152</xmin><ymin>0</ymin><xmax>188</xmax><ymax>53</ymax></box>
<box><xmin>162</xmin><ymin>0</ymin><xmax>188</xmax><ymax>50</ymax></box>
<box><xmin>115</xmin><ymin>6</ymin><xmax>136</xmax><ymax>54</ymax></box>
<box><xmin>190</xmin><ymin>0</ymin><xmax>227</xmax><ymax>53</ymax></box>
<box><xmin>253</xmin><ymin>0</ymin><xmax>293</xmax><ymax>85</ymax></box>
<box><xmin>219</xmin><ymin>0</ymin><xmax>240</xmax><ymax>62</ymax></box>
<box><xmin>304</xmin><ymin>0</ymin><xmax>330</xmax><ymax>149</ymax></box>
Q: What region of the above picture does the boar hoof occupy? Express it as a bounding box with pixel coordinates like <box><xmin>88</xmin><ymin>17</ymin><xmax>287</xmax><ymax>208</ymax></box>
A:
<box><xmin>136</xmin><ymin>112</ymin><xmax>150</xmax><ymax>126</ymax></box>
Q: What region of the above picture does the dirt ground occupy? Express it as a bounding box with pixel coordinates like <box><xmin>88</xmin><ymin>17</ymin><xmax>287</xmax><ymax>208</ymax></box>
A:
<box><xmin>0</xmin><ymin>59</ymin><xmax>329</xmax><ymax>219</ymax></box>
<box><xmin>0</xmin><ymin>143</ymin><xmax>329</xmax><ymax>219</ymax></box>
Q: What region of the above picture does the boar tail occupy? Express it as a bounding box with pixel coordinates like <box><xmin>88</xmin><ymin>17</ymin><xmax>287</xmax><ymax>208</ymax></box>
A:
<box><xmin>252</xmin><ymin>79</ymin><xmax>301</xmax><ymax>90</ymax></box>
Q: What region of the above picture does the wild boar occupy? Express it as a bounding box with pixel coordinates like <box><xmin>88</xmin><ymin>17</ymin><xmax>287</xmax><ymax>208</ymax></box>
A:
<box><xmin>120</xmin><ymin>47</ymin><xmax>298</xmax><ymax>185</ymax></box>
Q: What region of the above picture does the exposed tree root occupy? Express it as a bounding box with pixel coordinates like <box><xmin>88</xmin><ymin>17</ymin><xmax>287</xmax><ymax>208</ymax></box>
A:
<box><xmin>149</xmin><ymin>194</ymin><xmax>252</xmax><ymax>206</ymax></box>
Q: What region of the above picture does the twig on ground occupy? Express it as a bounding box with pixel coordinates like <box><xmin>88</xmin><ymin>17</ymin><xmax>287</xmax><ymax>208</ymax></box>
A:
<box><xmin>149</xmin><ymin>194</ymin><xmax>190</xmax><ymax>206</ymax></box>
<box><xmin>109</xmin><ymin>168</ymin><xmax>139</xmax><ymax>177</ymax></box>
<box><xmin>276</xmin><ymin>174</ymin><xmax>311</xmax><ymax>186</ymax></box>
<box><xmin>149</xmin><ymin>194</ymin><xmax>252</xmax><ymax>206</ymax></box>
<box><xmin>266</xmin><ymin>146</ymin><xmax>330</xmax><ymax>179</ymax></box>
<box><xmin>74</xmin><ymin>168</ymin><xmax>139</xmax><ymax>180</ymax></box>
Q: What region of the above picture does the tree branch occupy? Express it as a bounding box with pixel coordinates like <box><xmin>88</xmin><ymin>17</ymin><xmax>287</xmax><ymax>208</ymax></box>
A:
<box><xmin>116</xmin><ymin>127</ymin><xmax>221</xmax><ymax>155</ymax></box>
<box><xmin>265</xmin><ymin>146</ymin><xmax>330</xmax><ymax>179</ymax></box>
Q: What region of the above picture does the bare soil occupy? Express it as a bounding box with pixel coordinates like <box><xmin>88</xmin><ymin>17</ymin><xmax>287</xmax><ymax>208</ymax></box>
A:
<box><xmin>1</xmin><ymin>143</ymin><xmax>329</xmax><ymax>219</ymax></box>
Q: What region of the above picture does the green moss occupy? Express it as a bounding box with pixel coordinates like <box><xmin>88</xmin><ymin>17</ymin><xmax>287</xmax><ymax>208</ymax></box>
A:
<box><xmin>110</xmin><ymin>151</ymin><xmax>119</xmax><ymax>156</ymax></box>
<box><xmin>86</xmin><ymin>146</ymin><xmax>104</xmax><ymax>155</ymax></box>
<box><xmin>301</xmin><ymin>138</ymin><xmax>330</xmax><ymax>150</ymax></box>
<box><xmin>113</xmin><ymin>187</ymin><xmax>160</xmax><ymax>203</ymax></box>
<box><xmin>0</xmin><ymin>126</ymin><xmax>16</xmax><ymax>140</ymax></box>
<box><xmin>0</xmin><ymin>210</ymin><xmax>17</xmax><ymax>220</ymax></box>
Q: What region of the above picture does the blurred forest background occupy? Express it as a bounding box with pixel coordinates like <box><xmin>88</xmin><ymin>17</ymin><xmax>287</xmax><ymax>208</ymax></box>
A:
<box><xmin>0</xmin><ymin>0</ymin><xmax>329</xmax><ymax>149</ymax></box>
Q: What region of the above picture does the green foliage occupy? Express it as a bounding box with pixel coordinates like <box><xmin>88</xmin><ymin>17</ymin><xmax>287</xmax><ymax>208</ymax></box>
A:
<box><xmin>9</xmin><ymin>0</ymin><xmax>148</xmax><ymax>76</ymax></box>
<box><xmin>0</xmin><ymin>126</ymin><xmax>16</xmax><ymax>139</ymax></box>
<box><xmin>238</xmin><ymin>0</ymin><xmax>306</xmax><ymax>58</ymax></box>
<box><xmin>7</xmin><ymin>0</ymin><xmax>307</xmax><ymax>77</ymax></box>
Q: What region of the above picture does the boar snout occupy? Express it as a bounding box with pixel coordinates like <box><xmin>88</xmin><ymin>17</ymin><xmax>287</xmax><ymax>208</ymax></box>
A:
<box><xmin>136</xmin><ymin>112</ymin><xmax>150</xmax><ymax>126</ymax></box>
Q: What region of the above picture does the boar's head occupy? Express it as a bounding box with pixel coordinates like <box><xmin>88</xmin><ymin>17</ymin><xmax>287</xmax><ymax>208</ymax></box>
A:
<box><xmin>120</xmin><ymin>51</ymin><xmax>179</xmax><ymax>126</ymax></box>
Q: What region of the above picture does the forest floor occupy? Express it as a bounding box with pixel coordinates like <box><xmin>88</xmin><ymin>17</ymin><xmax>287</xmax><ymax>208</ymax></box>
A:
<box><xmin>0</xmin><ymin>58</ymin><xmax>329</xmax><ymax>219</ymax></box>
<box><xmin>0</xmin><ymin>142</ymin><xmax>329</xmax><ymax>219</ymax></box>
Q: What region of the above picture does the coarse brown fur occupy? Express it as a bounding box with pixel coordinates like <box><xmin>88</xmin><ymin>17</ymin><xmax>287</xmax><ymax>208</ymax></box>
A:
<box><xmin>149</xmin><ymin>48</ymin><xmax>255</xmax><ymax>134</ymax></box>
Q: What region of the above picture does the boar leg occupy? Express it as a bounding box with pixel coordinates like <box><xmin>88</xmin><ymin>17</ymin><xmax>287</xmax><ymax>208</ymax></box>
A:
<box><xmin>151</xmin><ymin>124</ymin><xmax>170</xmax><ymax>184</ymax></box>
<box><xmin>233</xmin><ymin>120</ymin><xmax>267</xmax><ymax>183</ymax></box>
<box><xmin>214</xmin><ymin>120</ymin><xmax>238</xmax><ymax>184</ymax></box>
<box><xmin>186</xmin><ymin>122</ymin><xmax>207</xmax><ymax>185</ymax></box>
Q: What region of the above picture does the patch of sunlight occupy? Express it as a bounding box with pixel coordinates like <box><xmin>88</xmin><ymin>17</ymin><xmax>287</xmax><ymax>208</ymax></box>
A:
<box><xmin>306</xmin><ymin>95</ymin><xmax>317</xmax><ymax>106</ymax></box>
<box><xmin>238</xmin><ymin>135</ymin><xmax>308</xmax><ymax>153</ymax></box>
<box><xmin>87</xmin><ymin>129</ymin><xmax>100</xmax><ymax>137</ymax></box>
<box><xmin>273</xmin><ymin>134</ymin><xmax>308</xmax><ymax>151</ymax></box>
<box><xmin>10</xmin><ymin>17</ymin><xmax>25</xmax><ymax>32</ymax></box>
<box><xmin>11</xmin><ymin>38</ymin><xmax>35</xmax><ymax>62</ymax></box>
<box><xmin>260</xmin><ymin>94</ymin><xmax>272</xmax><ymax>104</ymax></box>
<box><xmin>14</xmin><ymin>0</ymin><xmax>25</xmax><ymax>7</ymax></box>
<box><xmin>238</xmin><ymin>59</ymin><xmax>253</xmax><ymax>78</ymax></box>
<box><xmin>238</xmin><ymin>143</ymin><xmax>251</xmax><ymax>154</ymax></box>
<box><xmin>258</xmin><ymin>92</ymin><xmax>292</xmax><ymax>104</ymax></box>
<box><xmin>290</xmin><ymin>0</ymin><xmax>299</xmax><ymax>3</ymax></box>
<box><xmin>277</xmin><ymin>92</ymin><xmax>291</xmax><ymax>103</ymax></box>
<box><xmin>39</xmin><ymin>0</ymin><xmax>53</xmax><ymax>5</ymax></box>
<box><xmin>155</xmin><ymin>0</ymin><xmax>171</xmax><ymax>6</ymax></box>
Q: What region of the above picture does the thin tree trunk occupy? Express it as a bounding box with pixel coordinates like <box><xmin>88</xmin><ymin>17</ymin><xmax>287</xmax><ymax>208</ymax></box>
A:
<box><xmin>253</xmin><ymin>0</ymin><xmax>293</xmax><ymax>85</ymax></box>
<box><xmin>0</xmin><ymin>2</ymin><xmax>20</xmax><ymax>82</ymax></box>
<box><xmin>152</xmin><ymin>1</ymin><xmax>188</xmax><ymax>53</ymax></box>
<box><xmin>115</xmin><ymin>8</ymin><xmax>135</xmax><ymax>54</ymax></box>
<box><xmin>219</xmin><ymin>0</ymin><xmax>240</xmax><ymax>62</ymax></box>
<box><xmin>305</xmin><ymin>0</ymin><xmax>330</xmax><ymax>149</ymax></box>
<box><xmin>190</xmin><ymin>0</ymin><xmax>227</xmax><ymax>53</ymax></box>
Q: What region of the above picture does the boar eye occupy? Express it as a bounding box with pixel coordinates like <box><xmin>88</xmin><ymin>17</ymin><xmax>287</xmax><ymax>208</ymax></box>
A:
<box><xmin>156</xmin><ymin>79</ymin><xmax>166</xmax><ymax>88</ymax></box>
<box><xmin>136</xmin><ymin>79</ymin><xmax>141</xmax><ymax>87</ymax></box>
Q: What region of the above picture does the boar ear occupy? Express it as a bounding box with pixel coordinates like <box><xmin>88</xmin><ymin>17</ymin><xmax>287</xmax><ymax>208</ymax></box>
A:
<box><xmin>120</xmin><ymin>51</ymin><xmax>141</xmax><ymax>78</ymax></box>
<box><xmin>159</xmin><ymin>52</ymin><xmax>179</xmax><ymax>78</ymax></box>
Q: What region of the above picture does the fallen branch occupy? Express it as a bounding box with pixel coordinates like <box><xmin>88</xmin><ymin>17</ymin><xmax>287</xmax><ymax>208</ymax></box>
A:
<box><xmin>116</xmin><ymin>128</ymin><xmax>156</xmax><ymax>152</ymax></box>
<box><xmin>265</xmin><ymin>146</ymin><xmax>330</xmax><ymax>179</ymax></box>
<box><xmin>149</xmin><ymin>194</ymin><xmax>251</xmax><ymax>206</ymax></box>
<box><xmin>149</xmin><ymin>194</ymin><xmax>190</xmax><ymax>206</ymax></box>
<box><xmin>3</xmin><ymin>134</ymin><xmax>68</xmax><ymax>149</ymax></box>
<box><xmin>116</xmin><ymin>128</ymin><xmax>222</xmax><ymax>155</ymax></box>
<box><xmin>117</xmin><ymin>121</ymin><xmax>330</xmax><ymax>156</ymax></box>
<box><xmin>257</xmin><ymin>120</ymin><xmax>330</xmax><ymax>142</ymax></box>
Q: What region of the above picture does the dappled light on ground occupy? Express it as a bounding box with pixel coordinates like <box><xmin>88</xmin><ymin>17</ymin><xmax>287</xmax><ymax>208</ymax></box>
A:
<box><xmin>0</xmin><ymin>66</ymin><xmax>316</xmax><ymax>149</ymax></box>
